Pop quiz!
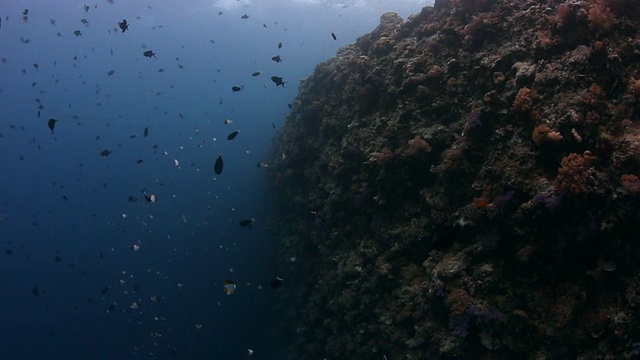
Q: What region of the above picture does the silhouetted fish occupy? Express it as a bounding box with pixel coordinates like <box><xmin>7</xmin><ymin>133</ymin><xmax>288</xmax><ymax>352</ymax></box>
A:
<box><xmin>73</xmin><ymin>30</ymin><xmax>82</xmax><ymax>36</ymax></box>
<box><xmin>278</xmin><ymin>42</ymin><xmax>282</xmax><ymax>49</ymax></box>
<box><xmin>271</xmin><ymin>76</ymin><xmax>286</xmax><ymax>87</ymax></box>
<box><xmin>118</xmin><ymin>19</ymin><xmax>128</xmax><ymax>33</ymax></box>
<box><xmin>99</xmin><ymin>149</ymin><xmax>111</xmax><ymax>157</ymax></box>
<box><xmin>214</xmin><ymin>155</ymin><xmax>223</xmax><ymax>175</ymax></box>
<box><xmin>143</xmin><ymin>50</ymin><xmax>156</xmax><ymax>58</ymax></box>
<box><xmin>231</xmin><ymin>85</ymin><xmax>243</xmax><ymax>92</ymax></box>
<box><xmin>251</xmin><ymin>71</ymin><xmax>262</xmax><ymax>77</ymax></box>
<box><xmin>227</xmin><ymin>130</ymin><xmax>240</xmax><ymax>140</ymax></box>
<box><xmin>239</xmin><ymin>218</ymin><xmax>254</xmax><ymax>228</ymax></box>
<box><xmin>331</xmin><ymin>32</ymin><xmax>337</xmax><ymax>40</ymax></box>
<box><xmin>143</xmin><ymin>127</ymin><xmax>148</xmax><ymax>137</ymax></box>
<box><xmin>271</xmin><ymin>55</ymin><xmax>281</xmax><ymax>63</ymax></box>
<box><xmin>47</xmin><ymin>118</ymin><xmax>57</xmax><ymax>134</ymax></box>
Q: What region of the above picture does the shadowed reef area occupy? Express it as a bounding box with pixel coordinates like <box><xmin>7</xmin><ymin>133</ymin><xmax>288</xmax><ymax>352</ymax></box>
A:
<box><xmin>267</xmin><ymin>0</ymin><xmax>640</xmax><ymax>358</ymax></box>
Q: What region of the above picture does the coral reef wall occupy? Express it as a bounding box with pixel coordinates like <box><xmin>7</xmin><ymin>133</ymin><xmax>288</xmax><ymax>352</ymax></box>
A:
<box><xmin>267</xmin><ymin>0</ymin><xmax>640</xmax><ymax>358</ymax></box>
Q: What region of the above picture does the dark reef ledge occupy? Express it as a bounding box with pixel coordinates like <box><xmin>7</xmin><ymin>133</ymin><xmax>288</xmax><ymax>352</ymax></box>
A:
<box><xmin>267</xmin><ymin>0</ymin><xmax>640</xmax><ymax>358</ymax></box>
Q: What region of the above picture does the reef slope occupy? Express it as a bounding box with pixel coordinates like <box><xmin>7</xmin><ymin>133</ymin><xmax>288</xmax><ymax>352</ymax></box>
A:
<box><xmin>268</xmin><ymin>0</ymin><xmax>640</xmax><ymax>358</ymax></box>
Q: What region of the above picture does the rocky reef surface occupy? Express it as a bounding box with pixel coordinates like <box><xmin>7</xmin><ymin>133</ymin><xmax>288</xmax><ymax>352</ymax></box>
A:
<box><xmin>267</xmin><ymin>0</ymin><xmax>640</xmax><ymax>358</ymax></box>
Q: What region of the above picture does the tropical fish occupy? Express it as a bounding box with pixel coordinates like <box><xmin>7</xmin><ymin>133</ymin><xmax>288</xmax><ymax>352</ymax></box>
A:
<box><xmin>271</xmin><ymin>76</ymin><xmax>286</xmax><ymax>87</ymax></box>
<box><xmin>118</xmin><ymin>19</ymin><xmax>128</xmax><ymax>33</ymax></box>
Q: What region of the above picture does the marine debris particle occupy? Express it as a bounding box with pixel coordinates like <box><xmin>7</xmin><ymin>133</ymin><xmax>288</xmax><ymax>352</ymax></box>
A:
<box><xmin>266</xmin><ymin>1</ymin><xmax>640</xmax><ymax>358</ymax></box>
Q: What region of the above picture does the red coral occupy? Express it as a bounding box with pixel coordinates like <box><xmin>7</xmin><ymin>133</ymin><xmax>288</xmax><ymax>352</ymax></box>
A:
<box><xmin>446</xmin><ymin>289</ymin><xmax>471</xmax><ymax>318</ymax></box>
<box><xmin>532</xmin><ymin>124</ymin><xmax>563</xmax><ymax>145</ymax></box>
<box><xmin>511</xmin><ymin>87</ymin><xmax>534</xmax><ymax>113</ymax></box>
<box><xmin>621</xmin><ymin>174</ymin><xmax>640</xmax><ymax>194</ymax></box>
<box><xmin>556</xmin><ymin>151</ymin><xmax>604</xmax><ymax>196</ymax></box>
<box><xmin>588</xmin><ymin>0</ymin><xmax>614</xmax><ymax>32</ymax></box>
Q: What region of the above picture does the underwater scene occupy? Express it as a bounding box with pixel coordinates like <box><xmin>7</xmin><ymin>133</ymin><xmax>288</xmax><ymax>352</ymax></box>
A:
<box><xmin>4</xmin><ymin>0</ymin><xmax>640</xmax><ymax>359</ymax></box>
<box><xmin>0</xmin><ymin>0</ymin><xmax>428</xmax><ymax>359</ymax></box>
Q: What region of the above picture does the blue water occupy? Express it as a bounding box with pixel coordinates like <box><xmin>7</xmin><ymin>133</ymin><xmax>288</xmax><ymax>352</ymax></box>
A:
<box><xmin>0</xmin><ymin>0</ymin><xmax>430</xmax><ymax>358</ymax></box>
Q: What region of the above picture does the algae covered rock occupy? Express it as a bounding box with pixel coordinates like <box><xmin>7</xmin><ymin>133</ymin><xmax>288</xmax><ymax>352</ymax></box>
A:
<box><xmin>268</xmin><ymin>0</ymin><xmax>640</xmax><ymax>358</ymax></box>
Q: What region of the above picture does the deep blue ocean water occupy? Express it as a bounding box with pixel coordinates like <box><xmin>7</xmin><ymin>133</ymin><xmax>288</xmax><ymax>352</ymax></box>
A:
<box><xmin>0</xmin><ymin>1</ymin><xmax>430</xmax><ymax>358</ymax></box>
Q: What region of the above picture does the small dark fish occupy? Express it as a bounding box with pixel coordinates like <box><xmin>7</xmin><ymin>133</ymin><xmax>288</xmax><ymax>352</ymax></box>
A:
<box><xmin>47</xmin><ymin>118</ymin><xmax>57</xmax><ymax>134</ymax></box>
<box><xmin>227</xmin><ymin>130</ymin><xmax>240</xmax><ymax>140</ymax></box>
<box><xmin>80</xmin><ymin>18</ymin><xmax>89</xmax><ymax>26</ymax></box>
<box><xmin>118</xmin><ymin>19</ymin><xmax>128</xmax><ymax>33</ymax></box>
<box><xmin>136</xmin><ymin>159</ymin><xmax>143</xmax><ymax>164</ymax></box>
<box><xmin>288</xmin><ymin>103</ymin><xmax>292</xmax><ymax>109</ymax></box>
<box><xmin>271</xmin><ymin>76</ymin><xmax>286</xmax><ymax>87</ymax></box>
<box><xmin>101</xmin><ymin>286</ymin><xmax>110</xmax><ymax>294</ymax></box>
<box><xmin>143</xmin><ymin>127</ymin><xmax>149</xmax><ymax>137</ymax></box>
<box><xmin>241</xmin><ymin>14</ymin><xmax>249</xmax><ymax>19</ymax></box>
<box><xmin>23</xmin><ymin>9</ymin><xmax>29</xmax><ymax>16</ymax></box>
<box><xmin>73</xmin><ymin>30</ymin><xmax>82</xmax><ymax>37</ymax></box>
<box><xmin>239</xmin><ymin>218</ymin><xmax>254</xmax><ymax>228</ymax></box>
<box><xmin>83</xmin><ymin>4</ymin><xmax>90</xmax><ymax>12</ymax></box>
<box><xmin>269</xmin><ymin>277</ymin><xmax>283</xmax><ymax>289</ymax></box>
<box><xmin>132</xmin><ymin>283</ymin><xmax>141</xmax><ymax>292</ymax></box>
<box><xmin>231</xmin><ymin>85</ymin><xmax>243</xmax><ymax>92</ymax></box>
<box><xmin>157</xmin><ymin>68</ymin><xmax>165</xmax><ymax>72</ymax></box>
<box><xmin>50</xmin><ymin>19</ymin><xmax>56</xmax><ymax>26</ymax></box>
<box><xmin>214</xmin><ymin>155</ymin><xmax>223</xmax><ymax>175</ymax></box>
<box><xmin>129</xmin><ymin>134</ymin><xmax>137</xmax><ymax>139</ymax></box>
<box><xmin>33</xmin><ymin>63</ymin><xmax>38</xmax><ymax>69</ymax></box>
<box><xmin>143</xmin><ymin>50</ymin><xmax>156</xmax><ymax>58</ymax></box>
<box><xmin>251</xmin><ymin>71</ymin><xmax>262</xmax><ymax>77</ymax></box>
<box><xmin>32</xmin><ymin>286</ymin><xmax>39</xmax><ymax>297</ymax></box>
<box><xmin>99</xmin><ymin>149</ymin><xmax>111</xmax><ymax>157</ymax></box>
<box><xmin>278</xmin><ymin>42</ymin><xmax>282</xmax><ymax>49</ymax></box>
<box><xmin>107</xmin><ymin>70</ymin><xmax>115</xmax><ymax>76</ymax></box>
<box><xmin>106</xmin><ymin>302</ymin><xmax>117</xmax><ymax>313</ymax></box>
<box><xmin>127</xmin><ymin>195</ymin><xmax>137</xmax><ymax>203</ymax></box>
<box><xmin>271</xmin><ymin>55</ymin><xmax>282</xmax><ymax>63</ymax></box>
<box><xmin>331</xmin><ymin>32</ymin><xmax>337</xmax><ymax>40</ymax></box>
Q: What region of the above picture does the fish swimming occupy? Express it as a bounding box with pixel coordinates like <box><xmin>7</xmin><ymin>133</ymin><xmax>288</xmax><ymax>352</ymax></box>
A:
<box><xmin>143</xmin><ymin>50</ymin><xmax>156</xmax><ymax>58</ymax></box>
<box><xmin>118</xmin><ymin>19</ymin><xmax>128</xmax><ymax>33</ymax></box>
<box><xmin>241</xmin><ymin>14</ymin><xmax>249</xmax><ymax>19</ymax></box>
<box><xmin>270</xmin><ymin>76</ymin><xmax>286</xmax><ymax>87</ymax></box>
<box><xmin>73</xmin><ymin>30</ymin><xmax>82</xmax><ymax>36</ymax></box>
<box><xmin>223</xmin><ymin>279</ymin><xmax>236</xmax><ymax>295</ymax></box>
<box><xmin>251</xmin><ymin>71</ymin><xmax>262</xmax><ymax>77</ymax></box>
<box><xmin>227</xmin><ymin>130</ymin><xmax>240</xmax><ymax>140</ymax></box>
<box><xmin>107</xmin><ymin>70</ymin><xmax>115</xmax><ymax>76</ymax></box>
<box><xmin>142</xmin><ymin>190</ymin><xmax>157</xmax><ymax>203</ymax></box>
<box><xmin>278</xmin><ymin>42</ymin><xmax>282</xmax><ymax>49</ymax></box>
<box><xmin>224</xmin><ymin>119</ymin><xmax>233</xmax><ymax>125</ymax></box>
<box><xmin>239</xmin><ymin>218</ymin><xmax>254</xmax><ymax>228</ymax></box>
<box><xmin>100</xmin><ymin>149</ymin><xmax>112</xmax><ymax>156</ymax></box>
<box><xmin>214</xmin><ymin>155</ymin><xmax>223</xmax><ymax>175</ymax></box>
<box><xmin>144</xmin><ymin>127</ymin><xmax>149</xmax><ymax>137</ymax></box>
<box><xmin>269</xmin><ymin>277</ymin><xmax>283</xmax><ymax>289</ymax></box>
<box><xmin>47</xmin><ymin>118</ymin><xmax>58</xmax><ymax>134</ymax></box>
<box><xmin>231</xmin><ymin>85</ymin><xmax>243</xmax><ymax>92</ymax></box>
<box><xmin>331</xmin><ymin>32</ymin><xmax>337</xmax><ymax>40</ymax></box>
<box><xmin>271</xmin><ymin>55</ymin><xmax>282</xmax><ymax>63</ymax></box>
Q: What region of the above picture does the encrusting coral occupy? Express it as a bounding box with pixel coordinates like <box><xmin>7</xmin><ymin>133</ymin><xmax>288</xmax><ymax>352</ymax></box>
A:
<box><xmin>267</xmin><ymin>0</ymin><xmax>640</xmax><ymax>358</ymax></box>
